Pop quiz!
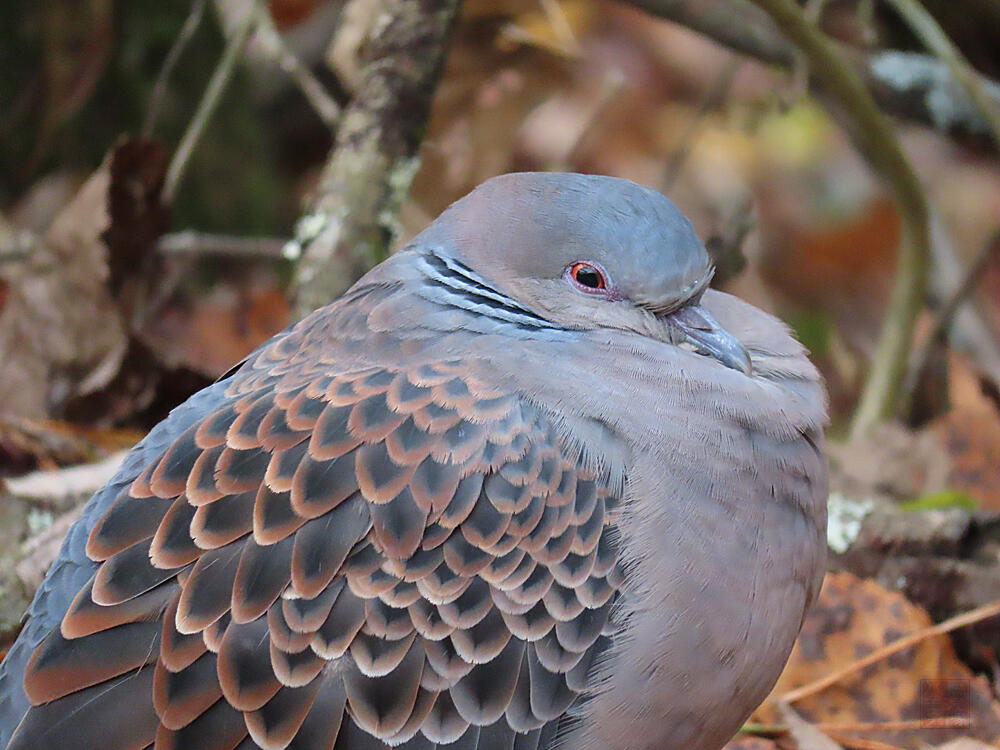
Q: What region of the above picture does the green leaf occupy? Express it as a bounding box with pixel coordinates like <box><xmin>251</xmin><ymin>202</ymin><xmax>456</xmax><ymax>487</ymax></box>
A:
<box><xmin>898</xmin><ymin>489</ymin><xmax>977</xmax><ymax>512</ymax></box>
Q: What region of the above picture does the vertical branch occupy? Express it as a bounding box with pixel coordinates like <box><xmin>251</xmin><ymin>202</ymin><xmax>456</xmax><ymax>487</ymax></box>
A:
<box><xmin>289</xmin><ymin>0</ymin><xmax>463</xmax><ymax>319</ymax></box>
<box><xmin>741</xmin><ymin>0</ymin><xmax>931</xmax><ymax>438</ymax></box>
<box><xmin>142</xmin><ymin>0</ymin><xmax>207</xmax><ymax>138</ymax></box>
<box><xmin>163</xmin><ymin>0</ymin><xmax>259</xmax><ymax>202</ymax></box>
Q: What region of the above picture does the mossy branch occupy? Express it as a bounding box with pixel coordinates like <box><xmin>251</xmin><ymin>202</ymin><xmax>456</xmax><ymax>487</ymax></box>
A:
<box><xmin>289</xmin><ymin>0</ymin><xmax>463</xmax><ymax>319</ymax></box>
<box><xmin>741</xmin><ymin>0</ymin><xmax>931</xmax><ymax>438</ymax></box>
<box><xmin>623</xmin><ymin>0</ymin><xmax>1000</xmax><ymax>143</ymax></box>
<box><xmin>884</xmin><ymin>0</ymin><xmax>1000</xmax><ymax>147</ymax></box>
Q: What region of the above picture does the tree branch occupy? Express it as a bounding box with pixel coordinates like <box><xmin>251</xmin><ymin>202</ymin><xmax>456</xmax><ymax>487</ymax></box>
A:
<box><xmin>620</xmin><ymin>0</ymin><xmax>1000</xmax><ymax>142</ymax></box>
<box><xmin>732</xmin><ymin>0</ymin><xmax>930</xmax><ymax>437</ymax></box>
<box><xmin>624</xmin><ymin>0</ymin><xmax>793</xmax><ymax>66</ymax></box>
<box><xmin>142</xmin><ymin>0</ymin><xmax>207</xmax><ymax>138</ymax></box>
<box><xmin>884</xmin><ymin>0</ymin><xmax>1000</xmax><ymax>146</ymax></box>
<box><xmin>289</xmin><ymin>0</ymin><xmax>463</xmax><ymax>319</ymax></box>
<box><xmin>163</xmin><ymin>0</ymin><xmax>259</xmax><ymax>202</ymax></box>
<box><xmin>157</xmin><ymin>230</ymin><xmax>288</xmax><ymax>259</ymax></box>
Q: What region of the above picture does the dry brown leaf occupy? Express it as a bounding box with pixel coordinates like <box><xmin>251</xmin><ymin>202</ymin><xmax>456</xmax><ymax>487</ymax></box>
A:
<box><xmin>924</xmin><ymin>351</ymin><xmax>1000</xmax><ymax>511</ymax></box>
<box><xmin>5</xmin><ymin>450</ymin><xmax>126</xmax><ymax>506</ymax></box>
<box><xmin>723</xmin><ymin>737</ymin><xmax>779</xmax><ymax>750</ymax></box>
<box><xmin>757</xmin><ymin>573</ymin><xmax>1000</xmax><ymax>748</ymax></box>
<box><xmin>934</xmin><ymin>738</ymin><xmax>999</xmax><ymax>750</ymax></box>
<box><xmin>142</xmin><ymin>283</ymin><xmax>289</xmax><ymax>378</ymax></box>
<box><xmin>0</xmin><ymin>159</ymin><xmax>125</xmax><ymax>420</ymax></box>
<box><xmin>932</xmin><ymin>406</ymin><xmax>1000</xmax><ymax>512</ymax></box>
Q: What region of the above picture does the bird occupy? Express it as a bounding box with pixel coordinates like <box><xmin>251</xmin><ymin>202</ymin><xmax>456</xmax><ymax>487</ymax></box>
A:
<box><xmin>0</xmin><ymin>172</ymin><xmax>827</xmax><ymax>750</ymax></box>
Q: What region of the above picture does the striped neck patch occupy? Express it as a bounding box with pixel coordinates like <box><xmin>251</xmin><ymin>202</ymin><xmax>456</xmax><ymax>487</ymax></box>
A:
<box><xmin>417</xmin><ymin>251</ymin><xmax>558</xmax><ymax>331</ymax></box>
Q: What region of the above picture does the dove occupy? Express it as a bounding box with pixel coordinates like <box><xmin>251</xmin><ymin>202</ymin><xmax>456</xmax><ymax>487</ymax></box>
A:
<box><xmin>0</xmin><ymin>172</ymin><xmax>827</xmax><ymax>750</ymax></box>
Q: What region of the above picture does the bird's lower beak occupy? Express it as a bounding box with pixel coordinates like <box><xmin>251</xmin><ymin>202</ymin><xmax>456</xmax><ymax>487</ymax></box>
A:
<box><xmin>666</xmin><ymin>304</ymin><xmax>752</xmax><ymax>375</ymax></box>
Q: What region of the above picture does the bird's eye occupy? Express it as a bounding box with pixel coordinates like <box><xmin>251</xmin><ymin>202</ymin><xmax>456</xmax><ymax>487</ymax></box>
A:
<box><xmin>568</xmin><ymin>262</ymin><xmax>607</xmax><ymax>292</ymax></box>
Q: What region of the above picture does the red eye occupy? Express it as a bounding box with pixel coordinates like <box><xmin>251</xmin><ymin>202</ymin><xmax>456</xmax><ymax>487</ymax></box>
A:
<box><xmin>568</xmin><ymin>262</ymin><xmax>607</xmax><ymax>291</ymax></box>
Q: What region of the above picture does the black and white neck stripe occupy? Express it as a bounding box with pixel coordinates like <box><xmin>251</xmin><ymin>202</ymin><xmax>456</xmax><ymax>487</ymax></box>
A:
<box><xmin>417</xmin><ymin>251</ymin><xmax>559</xmax><ymax>331</ymax></box>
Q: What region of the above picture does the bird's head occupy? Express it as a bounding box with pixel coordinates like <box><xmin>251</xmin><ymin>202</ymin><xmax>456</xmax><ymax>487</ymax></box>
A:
<box><xmin>411</xmin><ymin>171</ymin><xmax>752</xmax><ymax>375</ymax></box>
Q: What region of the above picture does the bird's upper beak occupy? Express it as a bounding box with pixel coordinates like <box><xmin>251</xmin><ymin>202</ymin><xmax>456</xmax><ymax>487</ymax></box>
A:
<box><xmin>665</xmin><ymin>304</ymin><xmax>752</xmax><ymax>375</ymax></box>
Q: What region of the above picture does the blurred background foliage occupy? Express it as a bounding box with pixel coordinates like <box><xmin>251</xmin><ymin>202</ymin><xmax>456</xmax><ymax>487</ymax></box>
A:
<box><xmin>0</xmin><ymin>0</ymin><xmax>299</xmax><ymax>233</ymax></box>
<box><xmin>2</xmin><ymin>0</ymin><xmax>1000</xmax><ymax>490</ymax></box>
<box><xmin>4</xmin><ymin>2</ymin><xmax>1000</xmax><ymax>746</ymax></box>
<box><xmin>2</xmin><ymin>0</ymin><xmax>1000</xmax><ymax>485</ymax></box>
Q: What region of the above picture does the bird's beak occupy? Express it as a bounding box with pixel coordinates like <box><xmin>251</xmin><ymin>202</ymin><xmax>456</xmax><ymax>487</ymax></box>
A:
<box><xmin>666</xmin><ymin>304</ymin><xmax>752</xmax><ymax>375</ymax></box>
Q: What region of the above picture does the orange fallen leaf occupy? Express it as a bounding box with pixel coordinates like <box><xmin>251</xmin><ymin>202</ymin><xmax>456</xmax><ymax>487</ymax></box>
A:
<box><xmin>757</xmin><ymin>573</ymin><xmax>1000</xmax><ymax>748</ymax></box>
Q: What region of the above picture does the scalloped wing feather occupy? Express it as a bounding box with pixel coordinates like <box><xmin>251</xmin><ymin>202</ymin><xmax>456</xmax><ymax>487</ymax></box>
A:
<box><xmin>7</xmin><ymin>313</ymin><xmax>624</xmax><ymax>750</ymax></box>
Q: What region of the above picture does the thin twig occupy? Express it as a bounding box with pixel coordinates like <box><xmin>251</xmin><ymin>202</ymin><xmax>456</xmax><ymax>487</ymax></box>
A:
<box><xmin>559</xmin><ymin>70</ymin><xmax>628</xmax><ymax>169</ymax></box>
<box><xmin>820</xmin><ymin>717</ymin><xmax>970</xmax><ymax>732</ymax></box>
<box><xmin>742</xmin><ymin>716</ymin><xmax>967</xmax><ymax>743</ymax></box>
<box><xmin>856</xmin><ymin>0</ymin><xmax>877</xmax><ymax>47</ymax></box>
<box><xmin>157</xmin><ymin>230</ymin><xmax>289</xmax><ymax>259</ymax></box>
<box><xmin>741</xmin><ymin>0</ymin><xmax>931</xmax><ymax>438</ymax></box>
<box><xmin>142</xmin><ymin>0</ymin><xmax>207</xmax><ymax>137</ymax></box>
<box><xmin>908</xmin><ymin>227</ymin><xmax>1000</xmax><ymax>392</ymax></box>
<box><xmin>749</xmin><ymin>698</ymin><xmax>974</xmax><ymax>749</ymax></box>
<box><xmin>788</xmin><ymin>0</ymin><xmax>830</xmax><ymax>100</ymax></box>
<box><xmin>884</xmin><ymin>0</ymin><xmax>1000</xmax><ymax>147</ymax></box>
<box><xmin>704</xmin><ymin>198</ymin><xmax>753</xmax><ymax>287</ymax></box>
<box><xmin>254</xmin><ymin>9</ymin><xmax>342</xmax><ymax>129</ymax></box>
<box><xmin>780</xmin><ymin>599</ymin><xmax>1000</xmax><ymax>704</ymax></box>
<box><xmin>661</xmin><ymin>55</ymin><xmax>741</xmax><ymax>191</ymax></box>
<box><xmin>163</xmin><ymin>0</ymin><xmax>260</xmax><ymax>202</ymax></box>
<box><xmin>825</xmin><ymin>736</ymin><xmax>905</xmax><ymax>750</ymax></box>
<box><xmin>739</xmin><ymin>722</ymin><xmax>786</xmax><ymax>736</ymax></box>
<box><xmin>623</xmin><ymin>0</ymin><xmax>793</xmax><ymax>66</ymax></box>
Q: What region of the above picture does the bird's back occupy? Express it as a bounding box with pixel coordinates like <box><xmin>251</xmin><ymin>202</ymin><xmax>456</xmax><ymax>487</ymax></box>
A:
<box><xmin>0</xmin><ymin>284</ymin><xmax>628</xmax><ymax>750</ymax></box>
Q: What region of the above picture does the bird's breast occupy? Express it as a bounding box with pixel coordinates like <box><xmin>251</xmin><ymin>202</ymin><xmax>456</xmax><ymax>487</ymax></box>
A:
<box><xmin>566</xmin><ymin>427</ymin><xmax>826</xmax><ymax>750</ymax></box>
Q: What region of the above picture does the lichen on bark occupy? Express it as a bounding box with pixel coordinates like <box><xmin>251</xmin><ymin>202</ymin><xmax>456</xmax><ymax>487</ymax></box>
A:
<box><xmin>290</xmin><ymin>0</ymin><xmax>463</xmax><ymax>319</ymax></box>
